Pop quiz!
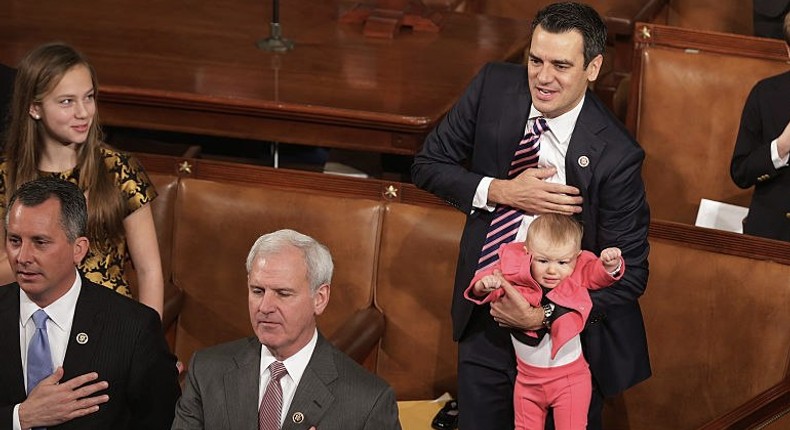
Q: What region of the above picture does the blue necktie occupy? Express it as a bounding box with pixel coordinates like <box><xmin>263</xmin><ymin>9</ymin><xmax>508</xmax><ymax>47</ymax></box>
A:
<box><xmin>27</xmin><ymin>309</ymin><xmax>54</xmax><ymax>395</ymax></box>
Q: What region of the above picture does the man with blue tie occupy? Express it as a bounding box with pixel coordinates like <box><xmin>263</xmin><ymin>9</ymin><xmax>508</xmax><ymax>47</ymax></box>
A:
<box><xmin>0</xmin><ymin>176</ymin><xmax>179</xmax><ymax>429</ymax></box>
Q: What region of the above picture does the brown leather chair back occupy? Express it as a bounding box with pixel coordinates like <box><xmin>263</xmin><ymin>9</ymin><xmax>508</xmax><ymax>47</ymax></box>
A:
<box><xmin>667</xmin><ymin>0</ymin><xmax>753</xmax><ymax>35</ymax></box>
<box><xmin>628</xmin><ymin>24</ymin><xmax>788</xmax><ymax>224</ymax></box>
<box><xmin>126</xmin><ymin>173</ymin><xmax>178</xmax><ymax>301</ymax></box>
<box><xmin>148</xmin><ymin>173</ymin><xmax>178</xmax><ymax>297</ymax></box>
<box><xmin>605</xmin><ymin>223</ymin><xmax>790</xmax><ymax>429</ymax></box>
<box><xmin>374</xmin><ymin>201</ymin><xmax>465</xmax><ymax>400</ymax></box>
<box><xmin>170</xmin><ymin>177</ymin><xmax>383</xmax><ymax>364</ymax></box>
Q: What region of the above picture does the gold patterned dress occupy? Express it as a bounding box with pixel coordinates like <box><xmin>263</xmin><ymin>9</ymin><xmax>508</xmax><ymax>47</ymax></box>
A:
<box><xmin>0</xmin><ymin>148</ymin><xmax>158</xmax><ymax>297</ymax></box>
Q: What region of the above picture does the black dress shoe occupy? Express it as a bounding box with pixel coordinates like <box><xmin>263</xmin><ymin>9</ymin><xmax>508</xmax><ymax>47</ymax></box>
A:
<box><xmin>431</xmin><ymin>399</ymin><xmax>459</xmax><ymax>430</ymax></box>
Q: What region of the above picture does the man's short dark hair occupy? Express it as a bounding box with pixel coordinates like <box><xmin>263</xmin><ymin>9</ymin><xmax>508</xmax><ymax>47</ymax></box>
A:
<box><xmin>531</xmin><ymin>2</ymin><xmax>608</xmax><ymax>67</ymax></box>
<box><xmin>5</xmin><ymin>177</ymin><xmax>87</xmax><ymax>242</ymax></box>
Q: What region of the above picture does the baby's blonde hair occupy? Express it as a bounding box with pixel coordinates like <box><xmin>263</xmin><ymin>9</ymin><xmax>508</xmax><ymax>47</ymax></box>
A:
<box><xmin>526</xmin><ymin>214</ymin><xmax>583</xmax><ymax>251</ymax></box>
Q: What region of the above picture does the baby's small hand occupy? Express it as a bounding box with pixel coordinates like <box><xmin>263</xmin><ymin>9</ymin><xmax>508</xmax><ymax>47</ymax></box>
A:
<box><xmin>600</xmin><ymin>247</ymin><xmax>622</xmax><ymax>272</ymax></box>
<box><xmin>475</xmin><ymin>275</ymin><xmax>502</xmax><ymax>295</ymax></box>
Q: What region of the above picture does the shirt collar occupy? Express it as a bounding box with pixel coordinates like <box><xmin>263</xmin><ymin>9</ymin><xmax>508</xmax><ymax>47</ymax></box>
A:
<box><xmin>20</xmin><ymin>269</ymin><xmax>82</xmax><ymax>332</ymax></box>
<box><xmin>260</xmin><ymin>329</ymin><xmax>318</xmax><ymax>386</ymax></box>
<box><xmin>529</xmin><ymin>94</ymin><xmax>586</xmax><ymax>144</ymax></box>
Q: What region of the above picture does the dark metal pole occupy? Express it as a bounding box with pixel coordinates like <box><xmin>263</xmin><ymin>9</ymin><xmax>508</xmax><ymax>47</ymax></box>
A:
<box><xmin>257</xmin><ymin>0</ymin><xmax>293</xmax><ymax>52</ymax></box>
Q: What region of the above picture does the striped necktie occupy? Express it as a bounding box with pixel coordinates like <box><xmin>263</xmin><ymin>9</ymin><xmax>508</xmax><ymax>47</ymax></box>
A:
<box><xmin>477</xmin><ymin>117</ymin><xmax>549</xmax><ymax>271</ymax></box>
<box><xmin>258</xmin><ymin>361</ymin><xmax>288</xmax><ymax>430</ymax></box>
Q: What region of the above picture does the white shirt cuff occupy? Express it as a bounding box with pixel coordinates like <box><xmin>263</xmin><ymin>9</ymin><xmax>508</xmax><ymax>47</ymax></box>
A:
<box><xmin>771</xmin><ymin>139</ymin><xmax>789</xmax><ymax>169</ymax></box>
<box><xmin>608</xmin><ymin>260</ymin><xmax>623</xmax><ymax>277</ymax></box>
<box><xmin>13</xmin><ymin>403</ymin><xmax>23</xmax><ymax>430</ymax></box>
<box><xmin>473</xmin><ymin>177</ymin><xmax>496</xmax><ymax>213</ymax></box>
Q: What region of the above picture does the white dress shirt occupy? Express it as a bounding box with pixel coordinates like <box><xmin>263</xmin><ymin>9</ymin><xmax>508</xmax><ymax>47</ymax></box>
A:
<box><xmin>472</xmin><ymin>97</ymin><xmax>587</xmax><ymax>367</ymax></box>
<box><xmin>473</xmin><ymin>95</ymin><xmax>586</xmax><ymax>241</ymax></box>
<box><xmin>14</xmin><ymin>270</ymin><xmax>82</xmax><ymax>430</ymax></box>
<box><xmin>258</xmin><ymin>329</ymin><xmax>318</xmax><ymax>427</ymax></box>
<box><xmin>770</xmin><ymin>139</ymin><xmax>789</xmax><ymax>168</ymax></box>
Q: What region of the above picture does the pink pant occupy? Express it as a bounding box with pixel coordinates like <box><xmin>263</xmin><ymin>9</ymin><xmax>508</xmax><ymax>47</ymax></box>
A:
<box><xmin>514</xmin><ymin>356</ymin><xmax>591</xmax><ymax>430</ymax></box>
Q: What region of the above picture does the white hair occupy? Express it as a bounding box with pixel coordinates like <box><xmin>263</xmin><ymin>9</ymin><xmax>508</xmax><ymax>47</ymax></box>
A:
<box><xmin>245</xmin><ymin>229</ymin><xmax>333</xmax><ymax>293</ymax></box>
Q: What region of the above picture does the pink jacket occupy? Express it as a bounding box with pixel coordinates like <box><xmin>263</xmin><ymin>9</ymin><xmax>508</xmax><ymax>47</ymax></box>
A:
<box><xmin>464</xmin><ymin>242</ymin><xmax>624</xmax><ymax>358</ymax></box>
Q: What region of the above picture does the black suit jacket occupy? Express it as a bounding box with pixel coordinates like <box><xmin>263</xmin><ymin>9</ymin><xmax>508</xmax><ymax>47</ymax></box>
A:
<box><xmin>753</xmin><ymin>0</ymin><xmax>790</xmax><ymax>17</ymax></box>
<box><xmin>412</xmin><ymin>62</ymin><xmax>651</xmax><ymax>396</ymax></box>
<box><xmin>0</xmin><ymin>278</ymin><xmax>180</xmax><ymax>429</ymax></box>
<box><xmin>0</xmin><ymin>64</ymin><xmax>15</xmax><ymax>139</ymax></box>
<box><xmin>731</xmin><ymin>71</ymin><xmax>790</xmax><ymax>242</ymax></box>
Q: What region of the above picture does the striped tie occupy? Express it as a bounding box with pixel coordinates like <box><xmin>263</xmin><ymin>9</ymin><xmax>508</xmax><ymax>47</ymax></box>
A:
<box><xmin>477</xmin><ymin>117</ymin><xmax>549</xmax><ymax>271</ymax></box>
<box><xmin>258</xmin><ymin>361</ymin><xmax>287</xmax><ymax>430</ymax></box>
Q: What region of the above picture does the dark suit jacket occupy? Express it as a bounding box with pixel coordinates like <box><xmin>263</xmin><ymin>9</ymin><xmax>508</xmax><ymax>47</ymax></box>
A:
<box><xmin>412</xmin><ymin>62</ymin><xmax>651</xmax><ymax>396</ymax></box>
<box><xmin>0</xmin><ymin>64</ymin><xmax>15</xmax><ymax>140</ymax></box>
<box><xmin>0</xmin><ymin>279</ymin><xmax>180</xmax><ymax>430</ymax></box>
<box><xmin>753</xmin><ymin>0</ymin><xmax>790</xmax><ymax>17</ymax></box>
<box><xmin>172</xmin><ymin>333</ymin><xmax>401</xmax><ymax>430</ymax></box>
<box><xmin>731</xmin><ymin>70</ymin><xmax>790</xmax><ymax>242</ymax></box>
<box><xmin>753</xmin><ymin>0</ymin><xmax>790</xmax><ymax>38</ymax></box>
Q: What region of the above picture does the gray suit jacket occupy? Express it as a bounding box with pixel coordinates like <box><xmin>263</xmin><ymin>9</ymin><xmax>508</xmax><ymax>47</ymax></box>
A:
<box><xmin>172</xmin><ymin>334</ymin><xmax>401</xmax><ymax>430</ymax></box>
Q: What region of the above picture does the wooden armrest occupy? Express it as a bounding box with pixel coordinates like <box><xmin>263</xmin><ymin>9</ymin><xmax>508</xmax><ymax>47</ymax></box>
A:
<box><xmin>162</xmin><ymin>286</ymin><xmax>185</xmax><ymax>332</ymax></box>
<box><xmin>697</xmin><ymin>378</ymin><xmax>790</xmax><ymax>429</ymax></box>
<box><xmin>328</xmin><ymin>307</ymin><xmax>385</xmax><ymax>364</ymax></box>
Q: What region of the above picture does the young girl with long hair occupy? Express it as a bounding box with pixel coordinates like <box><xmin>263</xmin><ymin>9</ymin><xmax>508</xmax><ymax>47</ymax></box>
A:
<box><xmin>0</xmin><ymin>42</ymin><xmax>164</xmax><ymax>317</ymax></box>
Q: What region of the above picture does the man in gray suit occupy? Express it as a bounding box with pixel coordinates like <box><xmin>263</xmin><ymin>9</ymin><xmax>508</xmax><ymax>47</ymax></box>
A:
<box><xmin>172</xmin><ymin>229</ymin><xmax>401</xmax><ymax>430</ymax></box>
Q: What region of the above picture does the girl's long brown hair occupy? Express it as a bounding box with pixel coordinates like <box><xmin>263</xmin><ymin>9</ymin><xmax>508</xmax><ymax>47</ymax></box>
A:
<box><xmin>3</xmin><ymin>42</ymin><xmax>124</xmax><ymax>251</ymax></box>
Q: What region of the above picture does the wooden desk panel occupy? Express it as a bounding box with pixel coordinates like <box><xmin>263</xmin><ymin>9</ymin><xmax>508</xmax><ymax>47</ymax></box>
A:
<box><xmin>0</xmin><ymin>1</ymin><xmax>531</xmax><ymax>154</ymax></box>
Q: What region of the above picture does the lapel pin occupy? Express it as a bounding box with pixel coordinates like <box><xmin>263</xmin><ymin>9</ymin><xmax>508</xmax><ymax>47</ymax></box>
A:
<box><xmin>578</xmin><ymin>156</ymin><xmax>590</xmax><ymax>168</ymax></box>
<box><xmin>292</xmin><ymin>412</ymin><xmax>304</xmax><ymax>423</ymax></box>
<box><xmin>75</xmin><ymin>332</ymin><xmax>89</xmax><ymax>345</ymax></box>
